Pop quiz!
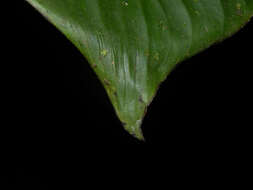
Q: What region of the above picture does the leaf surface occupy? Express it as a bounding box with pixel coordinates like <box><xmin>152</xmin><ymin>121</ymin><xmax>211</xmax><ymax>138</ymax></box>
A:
<box><xmin>26</xmin><ymin>0</ymin><xmax>253</xmax><ymax>139</ymax></box>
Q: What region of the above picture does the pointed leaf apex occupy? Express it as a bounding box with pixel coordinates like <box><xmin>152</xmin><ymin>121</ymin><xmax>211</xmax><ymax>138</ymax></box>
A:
<box><xmin>123</xmin><ymin>119</ymin><xmax>145</xmax><ymax>141</ymax></box>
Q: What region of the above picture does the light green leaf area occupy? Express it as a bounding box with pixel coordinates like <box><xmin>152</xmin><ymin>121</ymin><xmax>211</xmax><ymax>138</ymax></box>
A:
<box><xmin>26</xmin><ymin>0</ymin><xmax>253</xmax><ymax>139</ymax></box>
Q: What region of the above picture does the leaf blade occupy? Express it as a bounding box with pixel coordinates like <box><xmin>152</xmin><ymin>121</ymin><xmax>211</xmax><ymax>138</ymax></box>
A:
<box><xmin>26</xmin><ymin>0</ymin><xmax>253</xmax><ymax>139</ymax></box>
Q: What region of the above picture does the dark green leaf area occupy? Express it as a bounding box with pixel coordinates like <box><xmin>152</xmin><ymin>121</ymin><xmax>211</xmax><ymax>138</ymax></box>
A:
<box><xmin>27</xmin><ymin>0</ymin><xmax>253</xmax><ymax>139</ymax></box>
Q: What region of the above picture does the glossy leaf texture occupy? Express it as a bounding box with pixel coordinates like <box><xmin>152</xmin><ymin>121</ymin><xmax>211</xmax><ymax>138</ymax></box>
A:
<box><xmin>26</xmin><ymin>0</ymin><xmax>253</xmax><ymax>139</ymax></box>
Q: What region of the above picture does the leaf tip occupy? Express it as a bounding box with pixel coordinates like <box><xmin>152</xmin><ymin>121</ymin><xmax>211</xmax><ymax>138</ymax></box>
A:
<box><xmin>122</xmin><ymin>119</ymin><xmax>145</xmax><ymax>141</ymax></box>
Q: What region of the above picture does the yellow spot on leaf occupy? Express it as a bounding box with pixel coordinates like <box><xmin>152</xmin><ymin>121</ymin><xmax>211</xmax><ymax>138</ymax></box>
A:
<box><xmin>101</xmin><ymin>49</ymin><xmax>108</xmax><ymax>57</ymax></box>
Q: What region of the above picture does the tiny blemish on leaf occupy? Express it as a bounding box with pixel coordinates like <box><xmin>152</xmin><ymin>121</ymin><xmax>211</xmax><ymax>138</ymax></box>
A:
<box><xmin>138</xmin><ymin>96</ymin><xmax>144</xmax><ymax>104</ymax></box>
<box><xmin>101</xmin><ymin>49</ymin><xmax>108</xmax><ymax>57</ymax></box>
<box><xmin>236</xmin><ymin>3</ymin><xmax>243</xmax><ymax>16</ymax></box>
<box><xmin>204</xmin><ymin>26</ymin><xmax>209</xmax><ymax>32</ymax></box>
<box><xmin>104</xmin><ymin>79</ymin><xmax>111</xmax><ymax>86</ymax></box>
<box><xmin>154</xmin><ymin>52</ymin><xmax>160</xmax><ymax>61</ymax></box>
<box><xmin>122</xmin><ymin>1</ymin><xmax>128</xmax><ymax>7</ymax></box>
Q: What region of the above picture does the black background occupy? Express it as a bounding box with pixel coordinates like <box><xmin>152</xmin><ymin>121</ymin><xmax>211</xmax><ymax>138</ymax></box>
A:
<box><xmin>2</xmin><ymin>1</ymin><xmax>252</xmax><ymax>188</ymax></box>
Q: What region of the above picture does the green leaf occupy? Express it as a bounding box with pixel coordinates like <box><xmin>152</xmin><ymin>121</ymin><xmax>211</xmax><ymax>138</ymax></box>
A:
<box><xmin>26</xmin><ymin>0</ymin><xmax>253</xmax><ymax>140</ymax></box>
